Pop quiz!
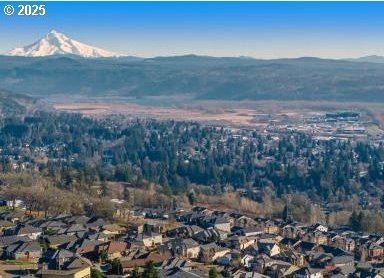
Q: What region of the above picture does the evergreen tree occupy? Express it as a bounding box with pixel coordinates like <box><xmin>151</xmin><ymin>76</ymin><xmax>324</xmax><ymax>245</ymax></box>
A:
<box><xmin>91</xmin><ymin>268</ymin><xmax>104</xmax><ymax>278</ymax></box>
<box><xmin>142</xmin><ymin>261</ymin><xmax>158</xmax><ymax>278</ymax></box>
<box><xmin>132</xmin><ymin>266</ymin><xmax>140</xmax><ymax>278</ymax></box>
<box><xmin>188</xmin><ymin>191</ymin><xmax>196</xmax><ymax>206</ymax></box>
<box><xmin>209</xmin><ymin>267</ymin><xmax>218</xmax><ymax>278</ymax></box>
<box><xmin>350</xmin><ymin>211</ymin><xmax>363</xmax><ymax>231</ymax></box>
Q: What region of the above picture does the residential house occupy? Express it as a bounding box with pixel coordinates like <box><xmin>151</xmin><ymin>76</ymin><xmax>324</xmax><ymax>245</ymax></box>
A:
<box><xmin>101</xmin><ymin>224</ymin><xmax>125</xmax><ymax>235</ymax></box>
<box><xmin>65</xmin><ymin>216</ymin><xmax>90</xmax><ymax>226</ymax></box>
<box><xmin>36</xmin><ymin>255</ymin><xmax>92</xmax><ymax>278</ymax></box>
<box><xmin>328</xmin><ymin>234</ymin><xmax>355</xmax><ymax>252</ymax></box>
<box><xmin>310</xmin><ymin>224</ymin><xmax>329</xmax><ymax>233</ymax></box>
<box><xmin>223</xmin><ymin>235</ymin><xmax>256</xmax><ymax>250</ymax></box>
<box><xmin>258</xmin><ymin>242</ymin><xmax>280</xmax><ymax>257</ymax></box>
<box><xmin>12</xmin><ymin>224</ymin><xmax>42</xmax><ymax>240</ymax></box>
<box><xmin>58</xmin><ymin>224</ymin><xmax>88</xmax><ymax>236</ymax></box>
<box><xmin>263</xmin><ymin>220</ymin><xmax>279</xmax><ymax>234</ymax></box>
<box><xmin>216</xmin><ymin>253</ymin><xmax>234</xmax><ymax>266</ymax></box>
<box><xmin>160</xmin><ymin>238</ymin><xmax>200</xmax><ymax>259</ymax></box>
<box><xmin>229</xmin><ymin>213</ymin><xmax>256</xmax><ymax>228</ymax></box>
<box><xmin>138</xmin><ymin>232</ymin><xmax>163</xmax><ymax>248</ymax></box>
<box><xmin>66</xmin><ymin>239</ymin><xmax>103</xmax><ymax>258</ymax></box>
<box><xmin>0</xmin><ymin>211</ymin><xmax>26</xmax><ymax>224</ymax></box>
<box><xmin>275</xmin><ymin>249</ymin><xmax>306</xmax><ymax>267</ymax></box>
<box><xmin>49</xmin><ymin>249</ymin><xmax>77</xmax><ymax>270</ymax></box>
<box><xmin>303</xmin><ymin>231</ymin><xmax>328</xmax><ymax>245</ymax></box>
<box><xmin>44</xmin><ymin>235</ymin><xmax>77</xmax><ymax>250</ymax></box>
<box><xmin>281</xmin><ymin>224</ymin><xmax>305</xmax><ymax>239</ymax></box>
<box><xmin>233</xmin><ymin>270</ymin><xmax>270</xmax><ymax>278</ymax></box>
<box><xmin>158</xmin><ymin>267</ymin><xmax>204</xmax><ymax>278</ymax></box>
<box><xmin>166</xmin><ymin>225</ymin><xmax>203</xmax><ymax>238</ymax></box>
<box><xmin>366</xmin><ymin>242</ymin><xmax>384</xmax><ymax>260</ymax></box>
<box><xmin>158</xmin><ymin>257</ymin><xmax>197</xmax><ymax>271</ymax></box>
<box><xmin>199</xmin><ymin>242</ymin><xmax>230</xmax><ymax>262</ymax></box>
<box><xmin>97</xmin><ymin>241</ymin><xmax>128</xmax><ymax>260</ymax></box>
<box><xmin>5</xmin><ymin>241</ymin><xmax>42</xmax><ymax>262</ymax></box>
<box><xmin>192</xmin><ymin>228</ymin><xmax>221</xmax><ymax>243</ymax></box>
<box><xmin>332</xmin><ymin>255</ymin><xmax>354</xmax><ymax>268</ymax></box>
<box><xmin>87</xmin><ymin>232</ymin><xmax>112</xmax><ymax>242</ymax></box>
<box><xmin>242</xmin><ymin>227</ymin><xmax>263</xmax><ymax>237</ymax></box>
<box><xmin>120</xmin><ymin>251</ymin><xmax>172</xmax><ymax>273</ymax></box>
<box><xmin>292</xmin><ymin>267</ymin><xmax>323</xmax><ymax>278</ymax></box>
<box><xmin>0</xmin><ymin>220</ymin><xmax>15</xmax><ymax>231</ymax></box>
<box><xmin>212</xmin><ymin>217</ymin><xmax>231</xmax><ymax>233</ymax></box>
<box><xmin>0</xmin><ymin>235</ymin><xmax>31</xmax><ymax>254</ymax></box>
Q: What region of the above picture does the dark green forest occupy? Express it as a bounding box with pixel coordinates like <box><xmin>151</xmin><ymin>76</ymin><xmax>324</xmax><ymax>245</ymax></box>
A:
<box><xmin>1</xmin><ymin>111</ymin><xmax>383</xmax><ymax>206</ymax></box>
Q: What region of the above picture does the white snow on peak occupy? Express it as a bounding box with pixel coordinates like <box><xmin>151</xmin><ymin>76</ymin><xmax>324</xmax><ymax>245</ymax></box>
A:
<box><xmin>7</xmin><ymin>30</ymin><xmax>119</xmax><ymax>58</ymax></box>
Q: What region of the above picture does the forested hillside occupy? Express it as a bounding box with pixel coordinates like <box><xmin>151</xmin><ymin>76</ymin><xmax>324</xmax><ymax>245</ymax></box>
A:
<box><xmin>2</xmin><ymin>55</ymin><xmax>384</xmax><ymax>101</ymax></box>
<box><xmin>1</xmin><ymin>112</ymin><xmax>384</xmax><ymax>212</ymax></box>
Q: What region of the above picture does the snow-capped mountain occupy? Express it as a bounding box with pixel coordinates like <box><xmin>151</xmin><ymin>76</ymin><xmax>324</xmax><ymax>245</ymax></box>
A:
<box><xmin>7</xmin><ymin>30</ymin><xmax>118</xmax><ymax>58</ymax></box>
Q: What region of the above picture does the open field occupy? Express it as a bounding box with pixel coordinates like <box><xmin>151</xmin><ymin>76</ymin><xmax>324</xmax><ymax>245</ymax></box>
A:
<box><xmin>54</xmin><ymin>101</ymin><xmax>259</xmax><ymax>126</ymax></box>
<box><xmin>54</xmin><ymin>100</ymin><xmax>384</xmax><ymax>128</ymax></box>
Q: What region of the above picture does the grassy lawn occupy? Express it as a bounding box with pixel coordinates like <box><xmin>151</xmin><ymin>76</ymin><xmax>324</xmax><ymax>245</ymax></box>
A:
<box><xmin>0</xmin><ymin>206</ymin><xmax>27</xmax><ymax>214</ymax></box>
<box><xmin>0</xmin><ymin>206</ymin><xmax>12</xmax><ymax>213</ymax></box>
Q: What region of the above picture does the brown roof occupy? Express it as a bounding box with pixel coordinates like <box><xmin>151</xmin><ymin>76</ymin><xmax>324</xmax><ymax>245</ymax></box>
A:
<box><xmin>120</xmin><ymin>251</ymin><xmax>171</xmax><ymax>268</ymax></box>
<box><xmin>106</xmin><ymin>241</ymin><xmax>127</xmax><ymax>254</ymax></box>
<box><xmin>46</xmin><ymin>234</ymin><xmax>77</xmax><ymax>246</ymax></box>
<box><xmin>102</xmin><ymin>224</ymin><xmax>125</xmax><ymax>233</ymax></box>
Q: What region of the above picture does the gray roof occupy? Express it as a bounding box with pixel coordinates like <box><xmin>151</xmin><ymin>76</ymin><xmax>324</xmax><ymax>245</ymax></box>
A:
<box><xmin>15</xmin><ymin>224</ymin><xmax>41</xmax><ymax>235</ymax></box>
<box><xmin>159</xmin><ymin>268</ymin><xmax>203</xmax><ymax>278</ymax></box>
<box><xmin>66</xmin><ymin>215</ymin><xmax>90</xmax><ymax>225</ymax></box>
<box><xmin>46</xmin><ymin>234</ymin><xmax>77</xmax><ymax>246</ymax></box>
<box><xmin>51</xmin><ymin>249</ymin><xmax>75</xmax><ymax>261</ymax></box>
<box><xmin>0</xmin><ymin>220</ymin><xmax>15</xmax><ymax>227</ymax></box>
<box><xmin>182</xmin><ymin>238</ymin><xmax>199</xmax><ymax>249</ymax></box>
<box><xmin>200</xmin><ymin>242</ymin><xmax>228</xmax><ymax>253</ymax></box>
<box><xmin>87</xmin><ymin>232</ymin><xmax>112</xmax><ymax>241</ymax></box>
<box><xmin>65</xmin><ymin>224</ymin><xmax>87</xmax><ymax>233</ymax></box>
<box><xmin>65</xmin><ymin>256</ymin><xmax>92</xmax><ymax>270</ymax></box>
<box><xmin>333</xmin><ymin>255</ymin><xmax>354</xmax><ymax>264</ymax></box>
<box><xmin>7</xmin><ymin>241</ymin><xmax>41</xmax><ymax>254</ymax></box>
<box><xmin>0</xmin><ymin>235</ymin><xmax>31</xmax><ymax>247</ymax></box>
<box><xmin>39</xmin><ymin>220</ymin><xmax>66</xmax><ymax>229</ymax></box>
<box><xmin>66</xmin><ymin>238</ymin><xmax>103</xmax><ymax>250</ymax></box>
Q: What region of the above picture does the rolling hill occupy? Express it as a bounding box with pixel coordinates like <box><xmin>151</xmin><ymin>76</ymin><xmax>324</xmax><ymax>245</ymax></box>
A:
<box><xmin>1</xmin><ymin>54</ymin><xmax>384</xmax><ymax>102</ymax></box>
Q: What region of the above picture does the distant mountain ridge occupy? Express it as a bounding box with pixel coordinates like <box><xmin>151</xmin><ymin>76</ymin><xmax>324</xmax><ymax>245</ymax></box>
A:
<box><xmin>344</xmin><ymin>55</ymin><xmax>384</xmax><ymax>63</ymax></box>
<box><xmin>2</xmin><ymin>30</ymin><xmax>384</xmax><ymax>102</ymax></box>
<box><xmin>2</xmin><ymin>54</ymin><xmax>384</xmax><ymax>102</ymax></box>
<box><xmin>7</xmin><ymin>30</ymin><xmax>119</xmax><ymax>58</ymax></box>
<box><xmin>5</xmin><ymin>30</ymin><xmax>384</xmax><ymax>64</ymax></box>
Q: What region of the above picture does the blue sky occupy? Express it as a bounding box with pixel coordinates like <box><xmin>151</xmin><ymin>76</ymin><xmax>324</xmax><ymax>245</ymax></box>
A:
<box><xmin>1</xmin><ymin>2</ymin><xmax>384</xmax><ymax>58</ymax></box>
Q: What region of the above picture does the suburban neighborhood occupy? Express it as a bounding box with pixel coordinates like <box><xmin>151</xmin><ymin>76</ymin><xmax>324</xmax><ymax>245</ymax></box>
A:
<box><xmin>0</xmin><ymin>203</ymin><xmax>383</xmax><ymax>278</ymax></box>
